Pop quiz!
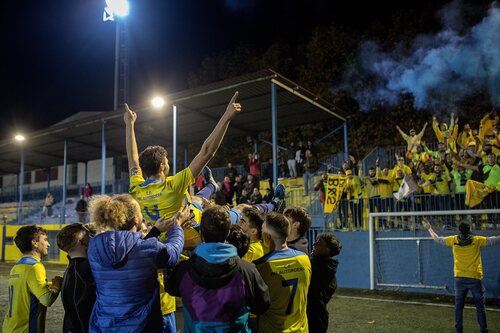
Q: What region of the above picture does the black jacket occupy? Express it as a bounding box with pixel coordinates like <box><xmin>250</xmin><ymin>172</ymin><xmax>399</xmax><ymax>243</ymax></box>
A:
<box><xmin>307</xmin><ymin>256</ymin><xmax>338</xmax><ymax>333</ymax></box>
<box><xmin>61</xmin><ymin>257</ymin><xmax>96</xmax><ymax>333</ymax></box>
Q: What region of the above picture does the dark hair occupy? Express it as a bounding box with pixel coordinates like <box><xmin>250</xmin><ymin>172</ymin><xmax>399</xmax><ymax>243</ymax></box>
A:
<box><xmin>139</xmin><ymin>145</ymin><xmax>168</xmax><ymax>178</ymax></box>
<box><xmin>201</xmin><ymin>206</ymin><xmax>231</xmax><ymax>243</ymax></box>
<box><xmin>283</xmin><ymin>206</ymin><xmax>311</xmax><ymax>237</ymax></box>
<box><xmin>458</xmin><ymin>222</ymin><xmax>471</xmax><ymax>235</ymax></box>
<box><xmin>242</xmin><ymin>207</ymin><xmax>264</xmax><ymax>239</ymax></box>
<box><xmin>57</xmin><ymin>223</ymin><xmax>95</xmax><ymax>253</ymax></box>
<box><xmin>316</xmin><ymin>232</ymin><xmax>342</xmax><ymax>257</ymax></box>
<box><xmin>264</xmin><ymin>212</ymin><xmax>290</xmax><ymax>243</ymax></box>
<box><xmin>14</xmin><ymin>225</ymin><xmax>48</xmax><ymax>253</ymax></box>
<box><xmin>226</xmin><ymin>224</ymin><xmax>250</xmax><ymax>258</ymax></box>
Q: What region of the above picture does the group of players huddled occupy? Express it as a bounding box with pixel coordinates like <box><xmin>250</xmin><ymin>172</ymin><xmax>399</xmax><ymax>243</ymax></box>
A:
<box><xmin>3</xmin><ymin>92</ymin><xmax>342</xmax><ymax>333</ymax></box>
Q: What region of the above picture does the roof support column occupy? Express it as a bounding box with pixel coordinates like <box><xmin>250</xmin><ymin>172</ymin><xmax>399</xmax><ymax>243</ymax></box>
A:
<box><xmin>271</xmin><ymin>82</ymin><xmax>278</xmax><ymax>187</ymax></box>
<box><xmin>101</xmin><ymin>121</ymin><xmax>107</xmax><ymax>194</ymax></box>
<box><xmin>84</xmin><ymin>162</ymin><xmax>88</xmax><ymax>187</ymax></box>
<box><xmin>61</xmin><ymin>139</ymin><xmax>68</xmax><ymax>226</ymax></box>
<box><xmin>343</xmin><ymin>121</ymin><xmax>349</xmax><ymax>162</ymax></box>
<box><xmin>173</xmin><ymin>105</ymin><xmax>177</xmax><ymax>175</ymax></box>
<box><xmin>18</xmin><ymin>146</ymin><xmax>24</xmax><ymax>224</ymax></box>
<box><xmin>46</xmin><ymin>168</ymin><xmax>51</xmax><ymax>193</ymax></box>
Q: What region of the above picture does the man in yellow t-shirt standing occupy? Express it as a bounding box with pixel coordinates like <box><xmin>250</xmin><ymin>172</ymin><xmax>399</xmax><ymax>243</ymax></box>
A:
<box><xmin>124</xmin><ymin>91</ymin><xmax>242</xmax><ymax>333</ymax></box>
<box><xmin>422</xmin><ymin>219</ymin><xmax>500</xmax><ymax>333</ymax></box>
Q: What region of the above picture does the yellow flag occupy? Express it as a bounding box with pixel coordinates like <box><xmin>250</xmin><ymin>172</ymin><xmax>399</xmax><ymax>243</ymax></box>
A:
<box><xmin>465</xmin><ymin>180</ymin><xmax>495</xmax><ymax>208</ymax></box>
<box><xmin>324</xmin><ymin>175</ymin><xmax>348</xmax><ymax>213</ymax></box>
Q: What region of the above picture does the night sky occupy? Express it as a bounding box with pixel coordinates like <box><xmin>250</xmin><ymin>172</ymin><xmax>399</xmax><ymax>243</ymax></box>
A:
<box><xmin>0</xmin><ymin>0</ymin><xmax>470</xmax><ymax>139</ymax></box>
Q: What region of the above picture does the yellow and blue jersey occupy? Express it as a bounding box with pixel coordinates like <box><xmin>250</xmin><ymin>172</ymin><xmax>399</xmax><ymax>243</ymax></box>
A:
<box><xmin>129</xmin><ymin>166</ymin><xmax>194</xmax><ymax>315</ymax></box>
<box><xmin>129</xmin><ymin>166</ymin><xmax>194</xmax><ymax>223</ymax></box>
<box><xmin>254</xmin><ymin>248</ymin><xmax>311</xmax><ymax>333</ymax></box>
<box><xmin>3</xmin><ymin>256</ymin><xmax>52</xmax><ymax>333</ymax></box>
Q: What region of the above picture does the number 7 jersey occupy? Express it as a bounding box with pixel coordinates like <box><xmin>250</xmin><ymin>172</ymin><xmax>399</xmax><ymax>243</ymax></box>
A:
<box><xmin>254</xmin><ymin>248</ymin><xmax>311</xmax><ymax>333</ymax></box>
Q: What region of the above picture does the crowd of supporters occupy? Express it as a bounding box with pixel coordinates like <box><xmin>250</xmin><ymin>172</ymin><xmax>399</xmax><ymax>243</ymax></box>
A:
<box><xmin>313</xmin><ymin>110</ymin><xmax>499</xmax><ymax>230</ymax></box>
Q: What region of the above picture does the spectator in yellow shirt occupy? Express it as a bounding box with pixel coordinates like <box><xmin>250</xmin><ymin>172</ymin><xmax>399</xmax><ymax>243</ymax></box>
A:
<box><xmin>396</xmin><ymin>123</ymin><xmax>428</xmax><ymax>153</ymax></box>
<box><xmin>432</xmin><ymin>113</ymin><xmax>457</xmax><ymax>143</ymax></box>
<box><xmin>422</xmin><ymin>220</ymin><xmax>500</xmax><ymax>333</ymax></box>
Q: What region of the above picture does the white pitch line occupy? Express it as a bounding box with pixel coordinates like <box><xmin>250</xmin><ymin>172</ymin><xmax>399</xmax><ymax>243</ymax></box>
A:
<box><xmin>336</xmin><ymin>295</ymin><xmax>500</xmax><ymax>312</ymax></box>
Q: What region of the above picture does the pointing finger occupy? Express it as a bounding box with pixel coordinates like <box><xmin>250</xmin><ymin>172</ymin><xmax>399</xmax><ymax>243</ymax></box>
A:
<box><xmin>230</xmin><ymin>91</ymin><xmax>239</xmax><ymax>104</ymax></box>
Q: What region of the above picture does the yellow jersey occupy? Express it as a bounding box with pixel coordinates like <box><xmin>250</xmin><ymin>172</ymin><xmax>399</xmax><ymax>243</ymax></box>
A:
<box><xmin>3</xmin><ymin>256</ymin><xmax>53</xmax><ymax>333</ymax></box>
<box><xmin>129</xmin><ymin>166</ymin><xmax>194</xmax><ymax>223</ymax></box>
<box><xmin>444</xmin><ymin>236</ymin><xmax>487</xmax><ymax>280</ymax></box>
<box><xmin>255</xmin><ymin>248</ymin><xmax>311</xmax><ymax>333</ymax></box>
<box><xmin>129</xmin><ymin>166</ymin><xmax>194</xmax><ymax>315</ymax></box>
<box><xmin>242</xmin><ymin>240</ymin><xmax>264</xmax><ymax>263</ymax></box>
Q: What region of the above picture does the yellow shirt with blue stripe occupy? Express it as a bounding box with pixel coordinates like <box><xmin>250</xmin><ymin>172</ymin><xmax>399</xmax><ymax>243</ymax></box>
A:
<box><xmin>254</xmin><ymin>248</ymin><xmax>311</xmax><ymax>333</ymax></box>
<box><xmin>3</xmin><ymin>256</ymin><xmax>54</xmax><ymax>333</ymax></box>
<box><xmin>129</xmin><ymin>166</ymin><xmax>195</xmax><ymax>315</ymax></box>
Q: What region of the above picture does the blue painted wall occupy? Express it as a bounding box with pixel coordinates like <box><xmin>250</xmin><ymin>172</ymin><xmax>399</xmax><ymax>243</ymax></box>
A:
<box><xmin>322</xmin><ymin>230</ymin><xmax>500</xmax><ymax>298</ymax></box>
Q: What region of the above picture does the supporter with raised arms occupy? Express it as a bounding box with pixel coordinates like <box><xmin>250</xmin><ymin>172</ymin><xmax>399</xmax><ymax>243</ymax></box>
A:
<box><xmin>422</xmin><ymin>219</ymin><xmax>500</xmax><ymax>333</ymax></box>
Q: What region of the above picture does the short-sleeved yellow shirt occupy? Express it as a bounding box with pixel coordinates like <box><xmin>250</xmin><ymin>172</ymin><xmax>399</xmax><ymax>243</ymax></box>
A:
<box><xmin>3</xmin><ymin>256</ymin><xmax>51</xmax><ymax>333</ymax></box>
<box><xmin>444</xmin><ymin>235</ymin><xmax>487</xmax><ymax>279</ymax></box>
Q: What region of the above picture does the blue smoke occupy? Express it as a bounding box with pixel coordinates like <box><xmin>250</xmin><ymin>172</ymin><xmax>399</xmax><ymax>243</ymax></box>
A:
<box><xmin>343</xmin><ymin>2</ymin><xmax>500</xmax><ymax>110</ymax></box>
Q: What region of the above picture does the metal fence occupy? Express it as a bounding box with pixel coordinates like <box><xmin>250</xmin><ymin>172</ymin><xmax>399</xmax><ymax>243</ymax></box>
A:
<box><xmin>308</xmin><ymin>193</ymin><xmax>500</xmax><ymax>231</ymax></box>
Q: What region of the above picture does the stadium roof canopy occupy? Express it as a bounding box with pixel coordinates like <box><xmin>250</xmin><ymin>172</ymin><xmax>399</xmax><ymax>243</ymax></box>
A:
<box><xmin>0</xmin><ymin>69</ymin><xmax>347</xmax><ymax>176</ymax></box>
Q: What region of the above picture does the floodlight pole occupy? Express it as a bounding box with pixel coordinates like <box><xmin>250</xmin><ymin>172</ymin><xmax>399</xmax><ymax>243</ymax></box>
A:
<box><xmin>113</xmin><ymin>21</ymin><xmax>120</xmax><ymax>111</ymax></box>
<box><xmin>61</xmin><ymin>140</ymin><xmax>68</xmax><ymax>226</ymax></box>
<box><xmin>101</xmin><ymin>121</ymin><xmax>107</xmax><ymax>194</ymax></box>
<box><xmin>271</xmin><ymin>83</ymin><xmax>278</xmax><ymax>186</ymax></box>
<box><xmin>18</xmin><ymin>146</ymin><xmax>24</xmax><ymax>224</ymax></box>
<box><xmin>173</xmin><ymin>105</ymin><xmax>177</xmax><ymax>175</ymax></box>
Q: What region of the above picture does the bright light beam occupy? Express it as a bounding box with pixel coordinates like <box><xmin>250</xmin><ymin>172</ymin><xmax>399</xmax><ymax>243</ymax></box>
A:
<box><xmin>14</xmin><ymin>134</ymin><xmax>25</xmax><ymax>142</ymax></box>
<box><xmin>151</xmin><ymin>96</ymin><xmax>166</xmax><ymax>109</ymax></box>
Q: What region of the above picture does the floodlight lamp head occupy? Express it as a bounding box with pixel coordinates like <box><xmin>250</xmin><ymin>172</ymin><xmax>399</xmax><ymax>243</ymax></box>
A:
<box><xmin>14</xmin><ymin>134</ymin><xmax>25</xmax><ymax>142</ymax></box>
<box><xmin>103</xmin><ymin>0</ymin><xmax>129</xmax><ymax>21</ymax></box>
<box><xmin>151</xmin><ymin>96</ymin><xmax>166</xmax><ymax>109</ymax></box>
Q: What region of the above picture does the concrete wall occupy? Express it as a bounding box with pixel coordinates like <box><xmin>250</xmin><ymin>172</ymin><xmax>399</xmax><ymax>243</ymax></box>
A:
<box><xmin>332</xmin><ymin>231</ymin><xmax>500</xmax><ymax>298</ymax></box>
<box><xmin>1</xmin><ymin>157</ymin><xmax>116</xmax><ymax>193</ymax></box>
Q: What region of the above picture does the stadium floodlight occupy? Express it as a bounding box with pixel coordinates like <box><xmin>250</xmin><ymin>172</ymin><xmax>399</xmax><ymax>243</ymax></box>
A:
<box><xmin>14</xmin><ymin>134</ymin><xmax>25</xmax><ymax>142</ymax></box>
<box><xmin>151</xmin><ymin>96</ymin><xmax>166</xmax><ymax>109</ymax></box>
<box><xmin>103</xmin><ymin>0</ymin><xmax>129</xmax><ymax>21</ymax></box>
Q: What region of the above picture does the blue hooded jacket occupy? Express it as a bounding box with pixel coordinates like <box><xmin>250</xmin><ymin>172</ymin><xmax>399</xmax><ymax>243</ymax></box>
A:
<box><xmin>88</xmin><ymin>225</ymin><xmax>183</xmax><ymax>333</ymax></box>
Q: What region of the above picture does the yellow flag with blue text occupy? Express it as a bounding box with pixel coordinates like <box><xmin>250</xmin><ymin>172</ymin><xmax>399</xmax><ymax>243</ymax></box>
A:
<box><xmin>324</xmin><ymin>175</ymin><xmax>348</xmax><ymax>213</ymax></box>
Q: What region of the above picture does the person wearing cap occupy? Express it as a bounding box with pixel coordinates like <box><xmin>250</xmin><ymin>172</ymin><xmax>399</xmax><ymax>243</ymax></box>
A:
<box><xmin>395</xmin><ymin>122</ymin><xmax>428</xmax><ymax>154</ymax></box>
<box><xmin>422</xmin><ymin>219</ymin><xmax>500</xmax><ymax>333</ymax></box>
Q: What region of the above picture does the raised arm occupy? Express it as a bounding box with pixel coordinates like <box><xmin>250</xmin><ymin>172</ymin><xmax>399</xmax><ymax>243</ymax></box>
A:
<box><xmin>486</xmin><ymin>236</ymin><xmax>500</xmax><ymax>247</ymax></box>
<box><xmin>396</xmin><ymin>125</ymin><xmax>409</xmax><ymax>141</ymax></box>
<box><xmin>124</xmin><ymin>104</ymin><xmax>140</xmax><ymax>171</ymax></box>
<box><xmin>416</xmin><ymin>122</ymin><xmax>428</xmax><ymax>140</ymax></box>
<box><xmin>421</xmin><ymin>219</ymin><xmax>444</xmax><ymax>245</ymax></box>
<box><xmin>189</xmin><ymin>91</ymin><xmax>241</xmax><ymax>177</ymax></box>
